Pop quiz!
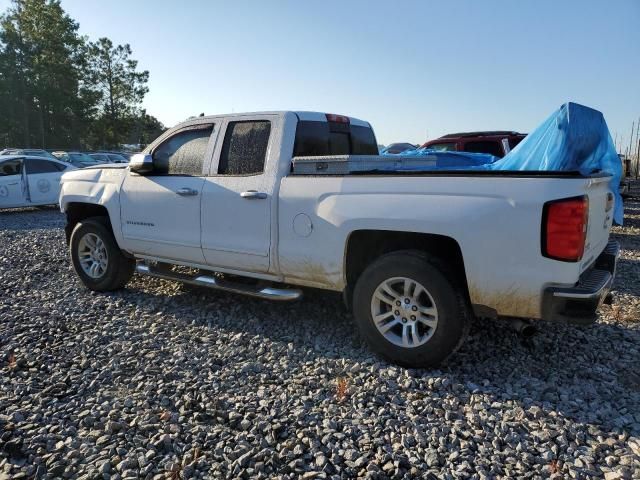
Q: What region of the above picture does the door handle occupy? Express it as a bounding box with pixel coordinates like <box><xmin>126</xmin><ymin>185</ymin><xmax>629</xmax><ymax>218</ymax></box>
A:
<box><xmin>7</xmin><ymin>182</ymin><xmax>18</xmax><ymax>186</ymax></box>
<box><xmin>240</xmin><ymin>190</ymin><xmax>267</xmax><ymax>199</ymax></box>
<box><xmin>176</xmin><ymin>187</ymin><xmax>198</xmax><ymax>196</ymax></box>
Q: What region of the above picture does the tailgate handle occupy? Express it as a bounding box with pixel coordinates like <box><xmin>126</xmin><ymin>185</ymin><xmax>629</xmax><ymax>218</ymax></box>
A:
<box><xmin>605</xmin><ymin>192</ymin><xmax>614</xmax><ymax>212</ymax></box>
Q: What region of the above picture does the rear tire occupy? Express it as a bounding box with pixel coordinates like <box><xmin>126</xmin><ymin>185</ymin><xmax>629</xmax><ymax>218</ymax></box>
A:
<box><xmin>70</xmin><ymin>216</ymin><xmax>135</xmax><ymax>291</ymax></box>
<box><xmin>352</xmin><ymin>250</ymin><xmax>469</xmax><ymax>367</ymax></box>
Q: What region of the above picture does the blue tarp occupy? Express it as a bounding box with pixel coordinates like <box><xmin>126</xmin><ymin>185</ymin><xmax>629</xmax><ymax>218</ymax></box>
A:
<box><xmin>383</xmin><ymin>103</ymin><xmax>623</xmax><ymax>224</ymax></box>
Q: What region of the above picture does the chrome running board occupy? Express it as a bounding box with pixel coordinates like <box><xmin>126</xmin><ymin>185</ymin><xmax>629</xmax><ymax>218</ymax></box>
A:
<box><xmin>135</xmin><ymin>263</ymin><xmax>302</xmax><ymax>301</ymax></box>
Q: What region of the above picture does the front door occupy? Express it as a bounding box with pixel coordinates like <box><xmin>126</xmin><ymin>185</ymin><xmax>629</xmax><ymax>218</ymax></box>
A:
<box><xmin>24</xmin><ymin>158</ymin><xmax>65</xmax><ymax>205</ymax></box>
<box><xmin>0</xmin><ymin>158</ymin><xmax>26</xmax><ymax>208</ymax></box>
<box><xmin>120</xmin><ymin>123</ymin><xmax>217</xmax><ymax>264</ymax></box>
<box><xmin>201</xmin><ymin>117</ymin><xmax>275</xmax><ymax>272</ymax></box>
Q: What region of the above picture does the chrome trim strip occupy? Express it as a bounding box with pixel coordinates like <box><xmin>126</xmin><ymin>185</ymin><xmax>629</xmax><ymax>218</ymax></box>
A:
<box><xmin>135</xmin><ymin>264</ymin><xmax>302</xmax><ymax>301</ymax></box>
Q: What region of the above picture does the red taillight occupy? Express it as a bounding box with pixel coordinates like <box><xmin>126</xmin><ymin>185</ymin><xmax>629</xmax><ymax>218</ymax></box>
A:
<box><xmin>325</xmin><ymin>113</ymin><xmax>350</xmax><ymax>124</ymax></box>
<box><xmin>542</xmin><ymin>196</ymin><xmax>589</xmax><ymax>262</ymax></box>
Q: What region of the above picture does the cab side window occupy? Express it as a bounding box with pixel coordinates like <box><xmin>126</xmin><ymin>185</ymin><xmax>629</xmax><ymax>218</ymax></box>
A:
<box><xmin>0</xmin><ymin>159</ymin><xmax>22</xmax><ymax>176</ymax></box>
<box><xmin>218</xmin><ymin>121</ymin><xmax>271</xmax><ymax>175</ymax></box>
<box><xmin>152</xmin><ymin>125</ymin><xmax>214</xmax><ymax>175</ymax></box>
<box><xmin>25</xmin><ymin>159</ymin><xmax>63</xmax><ymax>174</ymax></box>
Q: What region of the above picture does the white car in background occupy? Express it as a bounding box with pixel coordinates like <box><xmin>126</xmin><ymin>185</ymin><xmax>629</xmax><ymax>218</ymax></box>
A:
<box><xmin>0</xmin><ymin>155</ymin><xmax>75</xmax><ymax>209</ymax></box>
<box><xmin>0</xmin><ymin>148</ymin><xmax>59</xmax><ymax>160</ymax></box>
<box><xmin>88</xmin><ymin>152</ymin><xmax>129</xmax><ymax>164</ymax></box>
<box><xmin>52</xmin><ymin>151</ymin><xmax>104</xmax><ymax>169</ymax></box>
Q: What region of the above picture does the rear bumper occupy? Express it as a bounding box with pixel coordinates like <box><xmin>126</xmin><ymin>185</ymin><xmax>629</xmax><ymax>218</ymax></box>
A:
<box><xmin>541</xmin><ymin>240</ymin><xmax>620</xmax><ymax>325</ymax></box>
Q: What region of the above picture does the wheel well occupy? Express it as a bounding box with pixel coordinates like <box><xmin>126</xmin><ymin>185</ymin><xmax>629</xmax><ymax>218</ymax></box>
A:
<box><xmin>64</xmin><ymin>203</ymin><xmax>110</xmax><ymax>244</ymax></box>
<box><xmin>344</xmin><ymin>230</ymin><xmax>469</xmax><ymax>306</ymax></box>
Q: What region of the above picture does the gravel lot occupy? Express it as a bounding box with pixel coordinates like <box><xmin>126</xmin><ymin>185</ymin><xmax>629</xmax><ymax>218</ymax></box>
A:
<box><xmin>1</xmin><ymin>190</ymin><xmax>639</xmax><ymax>479</ymax></box>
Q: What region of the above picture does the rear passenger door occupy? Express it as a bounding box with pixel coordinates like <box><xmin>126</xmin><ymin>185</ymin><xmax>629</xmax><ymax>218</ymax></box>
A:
<box><xmin>200</xmin><ymin>115</ymin><xmax>276</xmax><ymax>273</ymax></box>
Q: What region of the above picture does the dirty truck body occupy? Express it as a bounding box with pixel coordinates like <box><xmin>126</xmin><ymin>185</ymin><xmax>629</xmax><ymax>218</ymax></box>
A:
<box><xmin>59</xmin><ymin>111</ymin><xmax>619</xmax><ymax>367</ymax></box>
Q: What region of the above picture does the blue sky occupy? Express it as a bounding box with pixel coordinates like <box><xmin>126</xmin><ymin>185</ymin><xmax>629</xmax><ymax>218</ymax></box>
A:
<box><xmin>3</xmin><ymin>0</ymin><xmax>639</xmax><ymax>148</ymax></box>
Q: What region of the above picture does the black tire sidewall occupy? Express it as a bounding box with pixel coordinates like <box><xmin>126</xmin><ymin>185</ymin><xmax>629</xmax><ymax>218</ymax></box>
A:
<box><xmin>70</xmin><ymin>218</ymin><xmax>126</xmax><ymax>291</ymax></box>
<box><xmin>353</xmin><ymin>252</ymin><xmax>466</xmax><ymax>367</ymax></box>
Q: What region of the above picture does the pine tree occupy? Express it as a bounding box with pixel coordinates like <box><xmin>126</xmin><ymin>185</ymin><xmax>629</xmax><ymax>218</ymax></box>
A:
<box><xmin>85</xmin><ymin>37</ymin><xmax>149</xmax><ymax>148</ymax></box>
<box><xmin>0</xmin><ymin>0</ymin><xmax>90</xmax><ymax>148</ymax></box>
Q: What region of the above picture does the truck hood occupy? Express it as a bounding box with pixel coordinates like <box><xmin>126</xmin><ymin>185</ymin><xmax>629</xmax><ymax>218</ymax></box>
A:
<box><xmin>61</xmin><ymin>164</ymin><xmax>128</xmax><ymax>184</ymax></box>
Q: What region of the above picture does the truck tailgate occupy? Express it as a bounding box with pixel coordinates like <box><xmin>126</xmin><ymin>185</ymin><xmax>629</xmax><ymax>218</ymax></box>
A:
<box><xmin>580</xmin><ymin>175</ymin><xmax>615</xmax><ymax>273</ymax></box>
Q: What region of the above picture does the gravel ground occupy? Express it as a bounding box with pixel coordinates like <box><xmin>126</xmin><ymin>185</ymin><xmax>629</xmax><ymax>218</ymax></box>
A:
<box><xmin>1</xmin><ymin>190</ymin><xmax>639</xmax><ymax>480</ymax></box>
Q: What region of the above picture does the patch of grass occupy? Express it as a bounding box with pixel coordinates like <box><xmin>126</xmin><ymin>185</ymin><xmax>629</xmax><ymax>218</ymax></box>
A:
<box><xmin>336</xmin><ymin>376</ymin><xmax>349</xmax><ymax>402</ymax></box>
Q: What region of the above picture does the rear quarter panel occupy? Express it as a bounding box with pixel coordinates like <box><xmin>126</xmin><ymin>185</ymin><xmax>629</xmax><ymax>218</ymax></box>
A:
<box><xmin>278</xmin><ymin>174</ymin><xmax>610</xmax><ymax>319</ymax></box>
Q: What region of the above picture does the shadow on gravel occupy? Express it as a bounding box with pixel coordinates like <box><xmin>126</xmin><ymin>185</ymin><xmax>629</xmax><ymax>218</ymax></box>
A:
<box><xmin>113</xmin><ymin>278</ymin><xmax>640</xmax><ymax>437</ymax></box>
<box><xmin>4</xmin><ymin>207</ymin><xmax>637</xmax><ymax>446</ymax></box>
<box><xmin>612</xmin><ymin>257</ymin><xmax>640</xmax><ymax>295</ymax></box>
<box><xmin>449</xmin><ymin>317</ymin><xmax>639</xmax><ymax>436</ymax></box>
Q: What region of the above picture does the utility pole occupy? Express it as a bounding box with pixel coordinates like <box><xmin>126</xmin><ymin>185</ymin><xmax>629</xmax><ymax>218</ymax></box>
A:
<box><xmin>636</xmin><ymin>138</ymin><xmax>640</xmax><ymax>178</ymax></box>
<box><xmin>632</xmin><ymin>118</ymin><xmax>640</xmax><ymax>179</ymax></box>
<box><xmin>628</xmin><ymin>121</ymin><xmax>635</xmax><ymax>164</ymax></box>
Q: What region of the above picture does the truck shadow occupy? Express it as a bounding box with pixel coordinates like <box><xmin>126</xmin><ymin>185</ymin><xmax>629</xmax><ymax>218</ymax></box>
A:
<box><xmin>119</xmin><ymin>277</ymin><xmax>640</xmax><ymax>438</ymax></box>
<box><xmin>611</xmin><ymin>256</ymin><xmax>640</xmax><ymax>295</ymax></box>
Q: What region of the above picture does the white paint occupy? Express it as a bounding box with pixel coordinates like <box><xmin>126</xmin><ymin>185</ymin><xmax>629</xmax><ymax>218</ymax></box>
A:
<box><xmin>293</xmin><ymin>213</ymin><xmax>313</xmax><ymax>237</ymax></box>
<box><xmin>0</xmin><ymin>156</ymin><xmax>73</xmax><ymax>209</ymax></box>
<box><xmin>59</xmin><ymin>111</ymin><xmax>614</xmax><ymax>320</ymax></box>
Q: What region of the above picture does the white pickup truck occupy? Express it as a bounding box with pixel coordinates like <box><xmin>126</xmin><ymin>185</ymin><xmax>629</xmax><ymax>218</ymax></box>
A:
<box><xmin>59</xmin><ymin>111</ymin><xmax>619</xmax><ymax>367</ymax></box>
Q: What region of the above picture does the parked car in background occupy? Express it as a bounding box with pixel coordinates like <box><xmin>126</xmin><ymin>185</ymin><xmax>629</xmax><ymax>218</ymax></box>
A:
<box><xmin>383</xmin><ymin>142</ymin><xmax>417</xmax><ymax>154</ymax></box>
<box><xmin>422</xmin><ymin>131</ymin><xmax>527</xmax><ymax>158</ymax></box>
<box><xmin>0</xmin><ymin>155</ymin><xmax>74</xmax><ymax>209</ymax></box>
<box><xmin>1</xmin><ymin>148</ymin><xmax>58</xmax><ymax>160</ymax></box>
<box><xmin>53</xmin><ymin>151</ymin><xmax>105</xmax><ymax>168</ymax></box>
<box><xmin>89</xmin><ymin>152</ymin><xmax>129</xmax><ymax>164</ymax></box>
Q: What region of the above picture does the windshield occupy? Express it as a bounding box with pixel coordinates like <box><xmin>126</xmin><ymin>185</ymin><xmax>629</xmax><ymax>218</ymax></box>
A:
<box><xmin>24</xmin><ymin>149</ymin><xmax>57</xmax><ymax>160</ymax></box>
<box><xmin>424</xmin><ymin>142</ymin><xmax>456</xmax><ymax>152</ymax></box>
<box><xmin>69</xmin><ymin>153</ymin><xmax>99</xmax><ymax>163</ymax></box>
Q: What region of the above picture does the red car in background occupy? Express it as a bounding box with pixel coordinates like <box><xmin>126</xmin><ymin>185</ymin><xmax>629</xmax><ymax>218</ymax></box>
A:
<box><xmin>421</xmin><ymin>131</ymin><xmax>527</xmax><ymax>158</ymax></box>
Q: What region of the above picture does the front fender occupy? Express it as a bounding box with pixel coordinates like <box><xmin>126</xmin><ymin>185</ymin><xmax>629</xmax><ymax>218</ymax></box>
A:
<box><xmin>59</xmin><ymin>170</ymin><xmax>126</xmax><ymax>249</ymax></box>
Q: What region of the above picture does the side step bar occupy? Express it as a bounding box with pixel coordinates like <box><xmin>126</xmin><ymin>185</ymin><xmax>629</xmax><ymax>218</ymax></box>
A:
<box><xmin>135</xmin><ymin>264</ymin><xmax>302</xmax><ymax>301</ymax></box>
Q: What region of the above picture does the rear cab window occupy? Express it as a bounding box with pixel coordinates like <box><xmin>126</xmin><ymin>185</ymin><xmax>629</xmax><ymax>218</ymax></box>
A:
<box><xmin>294</xmin><ymin>116</ymin><xmax>378</xmax><ymax>157</ymax></box>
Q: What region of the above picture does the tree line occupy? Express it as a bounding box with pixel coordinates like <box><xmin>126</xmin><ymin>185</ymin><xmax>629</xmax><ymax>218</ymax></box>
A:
<box><xmin>0</xmin><ymin>0</ymin><xmax>165</xmax><ymax>150</ymax></box>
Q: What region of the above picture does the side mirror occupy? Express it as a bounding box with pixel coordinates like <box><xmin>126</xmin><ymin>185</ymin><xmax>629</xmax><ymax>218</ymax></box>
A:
<box><xmin>129</xmin><ymin>153</ymin><xmax>154</xmax><ymax>174</ymax></box>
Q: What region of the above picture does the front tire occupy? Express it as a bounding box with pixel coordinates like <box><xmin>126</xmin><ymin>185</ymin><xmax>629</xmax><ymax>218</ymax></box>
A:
<box><xmin>352</xmin><ymin>250</ymin><xmax>469</xmax><ymax>367</ymax></box>
<box><xmin>70</xmin><ymin>217</ymin><xmax>135</xmax><ymax>291</ymax></box>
